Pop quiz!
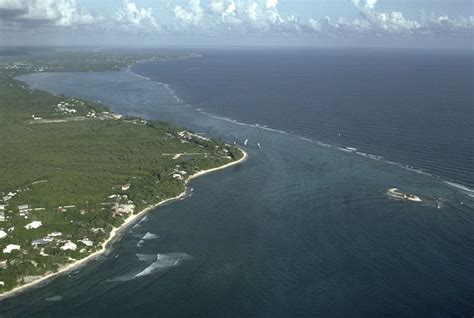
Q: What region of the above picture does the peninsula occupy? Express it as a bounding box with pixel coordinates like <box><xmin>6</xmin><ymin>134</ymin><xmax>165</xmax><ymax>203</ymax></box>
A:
<box><xmin>0</xmin><ymin>49</ymin><xmax>246</xmax><ymax>297</ymax></box>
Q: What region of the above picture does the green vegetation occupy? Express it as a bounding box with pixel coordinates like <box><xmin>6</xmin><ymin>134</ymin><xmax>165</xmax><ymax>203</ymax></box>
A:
<box><xmin>0</xmin><ymin>51</ymin><xmax>243</xmax><ymax>293</ymax></box>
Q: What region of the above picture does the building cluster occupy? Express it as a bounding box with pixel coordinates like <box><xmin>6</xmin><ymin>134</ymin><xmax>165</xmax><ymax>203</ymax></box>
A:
<box><xmin>56</xmin><ymin>101</ymin><xmax>77</xmax><ymax>114</ymax></box>
<box><xmin>172</xmin><ymin>165</ymin><xmax>188</xmax><ymax>181</ymax></box>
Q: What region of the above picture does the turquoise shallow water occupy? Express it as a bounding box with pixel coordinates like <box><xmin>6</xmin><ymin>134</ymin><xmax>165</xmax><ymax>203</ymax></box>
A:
<box><xmin>3</xmin><ymin>66</ymin><xmax>473</xmax><ymax>317</ymax></box>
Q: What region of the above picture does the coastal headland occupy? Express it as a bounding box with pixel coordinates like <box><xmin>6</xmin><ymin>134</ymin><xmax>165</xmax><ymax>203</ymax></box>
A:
<box><xmin>0</xmin><ymin>50</ymin><xmax>247</xmax><ymax>297</ymax></box>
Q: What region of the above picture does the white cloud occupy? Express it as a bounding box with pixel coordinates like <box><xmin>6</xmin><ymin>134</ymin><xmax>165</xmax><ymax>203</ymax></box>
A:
<box><xmin>171</xmin><ymin>0</ymin><xmax>290</xmax><ymax>33</ymax></box>
<box><xmin>246</xmin><ymin>2</ymin><xmax>259</xmax><ymax>21</ymax></box>
<box><xmin>265</xmin><ymin>0</ymin><xmax>278</xmax><ymax>10</ymax></box>
<box><xmin>115</xmin><ymin>0</ymin><xmax>158</xmax><ymax>30</ymax></box>
<box><xmin>167</xmin><ymin>0</ymin><xmax>472</xmax><ymax>37</ymax></box>
<box><xmin>351</xmin><ymin>0</ymin><xmax>378</xmax><ymax>10</ymax></box>
<box><xmin>350</xmin><ymin>1</ymin><xmax>474</xmax><ymax>36</ymax></box>
<box><xmin>1</xmin><ymin>0</ymin><xmax>472</xmax><ymax>40</ymax></box>
<box><xmin>173</xmin><ymin>0</ymin><xmax>204</xmax><ymax>27</ymax></box>
<box><xmin>0</xmin><ymin>0</ymin><xmax>24</xmax><ymax>11</ymax></box>
<box><xmin>365</xmin><ymin>0</ymin><xmax>377</xmax><ymax>10</ymax></box>
<box><xmin>0</xmin><ymin>0</ymin><xmax>96</xmax><ymax>27</ymax></box>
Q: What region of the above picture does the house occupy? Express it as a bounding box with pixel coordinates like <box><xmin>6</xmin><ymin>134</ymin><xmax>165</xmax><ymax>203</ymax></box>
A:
<box><xmin>0</xmin><ymin>205</ymin><xmax>5</xmax><ymax>210</ymax></box>
<box><xmin>18</xmin><ymin>204</ymin><xmax>28</xmax><ymax>211</ymax></box>
<box><xmin>3</xmin><ymin>244</ymin><xmax>20</xmax><ymax>254</ymax></box>
<box><xmin>173</xmin><ymin>173</ymin><xmax>183</xmax><ymax>180</ymax></box>
<box><xmin>112</xmin><ymin>203</ymin><xmax>135</xmax><ymax>217</ymax></box>
<box><xmin>60</xmin><ymin>242</ymin><xmax>77</xmax><ymax>251</ymax></box>
<box><xmin>0</xmin><ymin>211</ymin><xmax>5</xmax><ymax>222</ymax></box>
<box><xmin>25</xmin><ymin>221</ymin><xmax>42</xmax><ymax>230</ymax></box>
<box><xmin>121</xmin><ymin>184</ymin><xmax>131</xmax><ymax>191</ymax></box>
<box><xmin>48</xmin><ymin>231</ymin><xmax>62</xmax><ymax>237</ymax></box>
<box><xmin>31</xmin><ymin>239</ymin><xmax>48</xmax><ymax>247</ymax></box>
<box><xmin>0</xmin><ymin>230</ymin><xmax>7</xmax><ymax>239</ymax></box>
<box><xmin>18</xmin><ymin>205</ymin><xmax>29</xmax><ymax>217</ymax></box>
<box><xmin>78</xmin><ymin>239</ymin><xmax>94</xmax><ymax>247</ymax></box>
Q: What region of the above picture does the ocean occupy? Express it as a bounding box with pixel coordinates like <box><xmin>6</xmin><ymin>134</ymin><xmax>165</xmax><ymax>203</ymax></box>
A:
<box><xmin>5</xmin><ymin>47</ymin><xmax>474</xmax><ymax>317</ymax></box>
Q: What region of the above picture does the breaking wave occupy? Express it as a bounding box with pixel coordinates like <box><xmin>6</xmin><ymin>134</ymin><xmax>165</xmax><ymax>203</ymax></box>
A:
<box><xmin>444</xmin><ymin>181</ymin><xmax>474</xmax><ymax>197</ymax></box>
<box><xmin>134</xmin><ymin>253</ymin><xmax>191</xmax><ymax>278</ymax></box>
<box><xmin>142</xmin><ymin>232</ymin><xmax>159</xmax><ymax>240</ymax></box>
<box><xmin>45</xmin><ymin>295</ymin><xmax>63</xmax><ymax>302</ymax></box>
<box><xmin>107</xmin><ymin>253</ymin><xmax>192</xmax><ymax>282</ymax></box>
<box><xmin>132</xmin><ymin>216</ymin><xmax>149</xmax><ymax>229</ymax></box>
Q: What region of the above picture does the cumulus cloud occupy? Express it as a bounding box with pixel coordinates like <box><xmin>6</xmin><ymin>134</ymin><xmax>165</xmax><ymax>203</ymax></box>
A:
<box><xmin>1</xmin><ymin>0</ymin><xmax>472</xmax><ymax>40</ymax></box>
<box><xmin>348</xmin><ymin>0</ymin><xmax>473</xmax><ymax>36</ymax></box>
<box><xmin>351</xmin><ymin>0</ymin><xmax>377</xmax><ymax>10</ymax></box>
<box><xmin>166</xmin><ymin>0</ymin><xmax>473</xmax><ymax>37</ymax></box>
<box><xmin>115</xmin><ymin>0</ymin><xmax>158</xmax><ymax>30</ymax></box>
<box><xmin>170</xmin><ymin>0</ymin><xmax>296</xmax><ymax>33</ymax></box>
<box><xmin>0</xmin><ymin>0</ymin><xmax>95</xmax><ymax>28</ymax></box>
<box><xmin>173</xmin><ymin>0</ymin><xmax>204</xmax><ymax>27</ymax></box>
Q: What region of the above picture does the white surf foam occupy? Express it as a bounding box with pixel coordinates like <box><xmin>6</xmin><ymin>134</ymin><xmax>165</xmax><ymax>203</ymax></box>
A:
<box><xmin>142</xmin><ymin>232</ymin><xmax>159</xmax><ymax>240</ymax></box>
<box><xmin>132</xmin><ymin>216</ymin><xmax>149</xmax><ymax>229</ymax></box>
<box><xmin>129</xmin><ymin>72</ymin><xmax>150</xmax><ymax>81</ymax></box>
<box><xmin>202</xmin><ymin>112</ymin><xmax>288</xmax><ymax>135</ymax></box>
<box><xmin>134</xmin><ymin>253</ymin><xmax>191</xmax><ymax>278</ymax></box>
<box><xmin>45</xmin><ymin>295</ymin><xmax>63</xmax><ymax>302</ymax></box>
<box><xmin>107</xmin><ymin>253</ymin><xmax>191</xmax><ymax>282</ymax></box>
<box><xmin>136</xmin><ymin>254</ymin><xmax>157</xmax><ymax>262</ymax></box>
<box><xmin>443</xmin><ymin>181</ymin><xmax>474</xmax><ymax>194</ymax></box>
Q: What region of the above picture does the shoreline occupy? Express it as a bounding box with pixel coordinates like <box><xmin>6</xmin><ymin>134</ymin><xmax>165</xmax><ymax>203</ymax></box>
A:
<box><xmin>0</xmin><ymin>148</ymin><xmax>248</xmax><ymax>300</ymax></box>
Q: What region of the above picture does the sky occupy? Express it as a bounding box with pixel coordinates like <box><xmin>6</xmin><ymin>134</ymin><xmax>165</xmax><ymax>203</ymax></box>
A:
<box><xmin>0</xmin><ymin>0</ymin><xmax>473</xmax><ymax>48</ymax></box>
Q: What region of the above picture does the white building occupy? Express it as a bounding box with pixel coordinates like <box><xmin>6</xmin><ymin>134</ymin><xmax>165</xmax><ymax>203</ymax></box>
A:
<box><xmin>114</xmin><ymin>203</ymin><xmax>135</xmax><ymax>214</ymax></box>
<box><xmin>60</xmin><ymin>242</ymin><xmax>77</xmax><ymax>251</ymax></box>
<box><xmin>0</xmin><ymin>230</ymin><xmax>7</xmax><ymax>239</ymax></box>
<box><xmin>78</xmin><ymin>239</ymin><xmax>94</xmax><ymax>246</ymax></box>
<box><xmin>173</xmin><ymin>173</ymin><xmax>184</xmax><ymax>180</ymax></box>
<box><xmin>25</xmin><ymin>221</ymin><xmax>42</xmax><ymax>229</ymax></box>
<box><xmin>3</xmin><ymin>244</ymin><xmax>20</xmax><ymax>253</ymax></box>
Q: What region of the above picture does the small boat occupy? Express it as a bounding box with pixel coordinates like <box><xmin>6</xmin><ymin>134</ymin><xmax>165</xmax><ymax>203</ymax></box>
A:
<box><xmin>244</xmin><ymin>139</ymin><xmax>248</xmax><ymax>146</ymax></box>
<box><xmin>386</xmin><ymin>188</ymin><xmax>422</xmax><ymax>202</ymax></box>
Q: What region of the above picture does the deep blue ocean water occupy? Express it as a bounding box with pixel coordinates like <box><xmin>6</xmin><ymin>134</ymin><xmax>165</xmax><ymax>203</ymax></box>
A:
<box><xmin>132</xmin><ymin>48</ymin><xmax>474</xmax><ymax>189</ymax></box>
<box><xmin>3</xmin><ymin>48</ymin><xmax>474</xmax><ymax>317</ymax></box>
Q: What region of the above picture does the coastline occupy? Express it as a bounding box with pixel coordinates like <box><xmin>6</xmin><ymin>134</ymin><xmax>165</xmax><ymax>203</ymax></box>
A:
<box><xmin>0</xmin><ymin>148</ymin><xmax>248</xmax><ymax>300</ymax></box>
